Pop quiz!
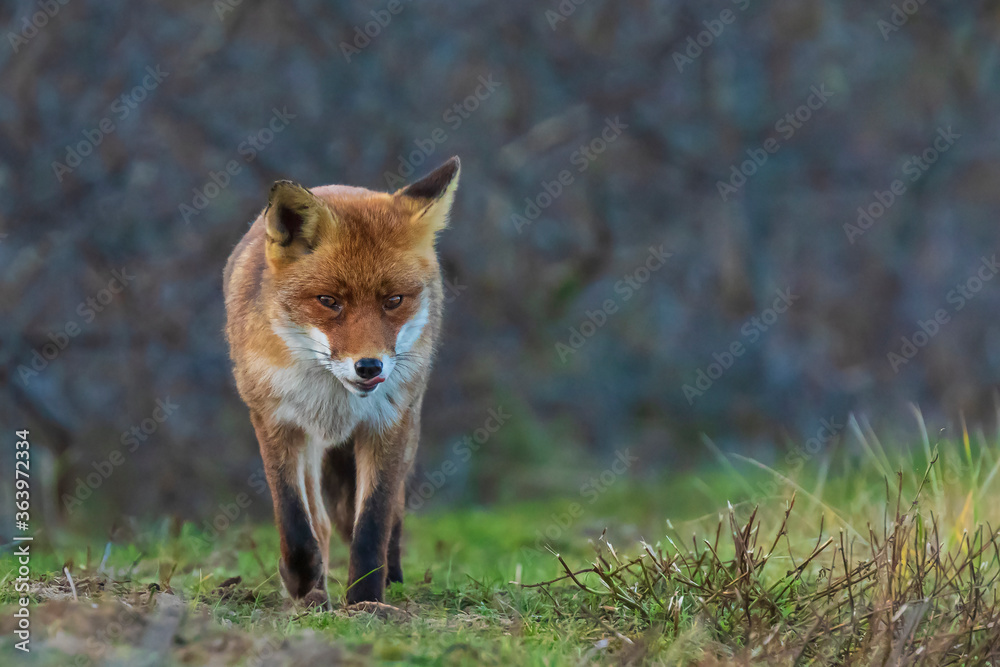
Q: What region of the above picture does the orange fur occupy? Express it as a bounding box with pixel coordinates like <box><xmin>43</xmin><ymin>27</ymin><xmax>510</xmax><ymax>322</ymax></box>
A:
<box><xmin>223</xmin><ymin>157</ymin><xmax>460</xmax><ymax>606</ymax></box>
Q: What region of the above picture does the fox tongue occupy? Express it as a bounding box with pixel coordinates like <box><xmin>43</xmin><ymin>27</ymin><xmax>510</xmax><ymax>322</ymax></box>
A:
<box><xmin>359</xmin><ymin>377</ymin><xmax>384</xmax><ymax>389</ymax></box>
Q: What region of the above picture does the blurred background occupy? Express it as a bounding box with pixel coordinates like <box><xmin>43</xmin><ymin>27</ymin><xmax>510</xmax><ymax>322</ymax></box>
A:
<box><xmin>2</xmin><ymin>0</ymin><xmax>999</xmax><ymax>528</ymax></box>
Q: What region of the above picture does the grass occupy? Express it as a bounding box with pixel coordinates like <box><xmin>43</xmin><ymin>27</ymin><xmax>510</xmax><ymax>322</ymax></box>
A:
<box><xmin>5</xmin><ymin>413</ymin><xmax>1000</xmax><ymax>664</ymax></box>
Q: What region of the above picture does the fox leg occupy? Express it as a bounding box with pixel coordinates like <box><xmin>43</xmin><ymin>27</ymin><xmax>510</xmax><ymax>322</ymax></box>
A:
<box><xmin>386</xmin><ymin>514</ymin><xmax>404</xmax><ymax>585</ymax></box>
<box><xmin>323</xmin><ymin>439</ymin><xmax>405</xmax><ymax>587</ymax></box>
<box><xmin>388</xmin><ymin>405</ymin><xmax>420</xmax><ymax>586</ymax></box>
<box><xmin>321</xmin><ymin>442</ymin><xmax>357</xmax><ymax>544</ymax></box>
<box><xmin>346</xmin><ymin>416</ymin><xmax>414</xmax><ymax>604</ymax></box>
<box><xmin>252</xmin><ymin>413</ymin><xmax>330</xmax><ymax>608</ymax></box>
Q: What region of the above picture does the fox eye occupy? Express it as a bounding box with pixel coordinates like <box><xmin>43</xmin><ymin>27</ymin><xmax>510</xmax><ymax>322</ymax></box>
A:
<box><xmin>384</xmin><ymin>295</ymin><xmax>403</xmax><ymax>310</ymax></box>
<box><xmin>317</xmin><ymin>295</ymin><xmax>342</xmax><ymax>313</ymax></box>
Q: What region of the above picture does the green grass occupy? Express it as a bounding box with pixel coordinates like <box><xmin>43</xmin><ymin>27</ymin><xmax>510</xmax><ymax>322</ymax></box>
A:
<box><xmin>6</xmin><ymin>416</ymin><xmax>1000</xmax><ymax>665</ymax></box>
<box><xmin>0</xmin><ymin>486</ymin><xmax>678</xmax><ymax>666</ymax></box>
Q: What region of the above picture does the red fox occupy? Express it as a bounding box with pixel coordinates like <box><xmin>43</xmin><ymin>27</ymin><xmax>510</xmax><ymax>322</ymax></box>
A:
<box><xmin>223</xmin><ymin>157</ymin><xmax>460</xmax><ymax>607</ymax></box>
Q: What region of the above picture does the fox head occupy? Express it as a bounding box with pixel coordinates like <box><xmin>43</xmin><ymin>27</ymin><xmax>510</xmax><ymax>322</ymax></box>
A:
<box><xmin>264</xmin><ymin>157</ymin><xmax>460</xmax><ymax>397</ymax></box>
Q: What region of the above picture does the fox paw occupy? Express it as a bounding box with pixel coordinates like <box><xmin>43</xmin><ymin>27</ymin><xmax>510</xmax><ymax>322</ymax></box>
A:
<box><xmin>300</xmin><ymin>588</ymin><xmax>331</xmax><ymax>611</ymax></box>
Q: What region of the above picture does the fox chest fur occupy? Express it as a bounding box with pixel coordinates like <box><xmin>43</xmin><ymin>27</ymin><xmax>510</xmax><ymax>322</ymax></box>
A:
<box><xmin>248</xmin><ymin>279</ymin><xmax>440</xmax><ymax>447</ymax></box>
<box><xmin>222</xmin><ymin>157</ymin><xmax>460</xmax><ymax>607</ymax></box>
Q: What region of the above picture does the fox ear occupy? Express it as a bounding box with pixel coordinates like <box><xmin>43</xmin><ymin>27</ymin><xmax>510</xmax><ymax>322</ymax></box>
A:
<box><xmin>396</xmin><ymin>156</ymin><xmax>460</xmax><ymax>243</ymax></box>
<box><xmin>264</xmin><ymin>181</ymin><xmax>333</xmax><ymax>267</ymax></box>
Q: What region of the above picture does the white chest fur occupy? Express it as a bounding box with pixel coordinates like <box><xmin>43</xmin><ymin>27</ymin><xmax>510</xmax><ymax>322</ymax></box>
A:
<box><xmin>260</xmin><ymin>305</ymin><xmax>430</xmax><ymax>445</ymax></box>
<box><xmin>262</xmin><ymin>361</ymin><xmax>407</xmax><ymax>444</ymax></box>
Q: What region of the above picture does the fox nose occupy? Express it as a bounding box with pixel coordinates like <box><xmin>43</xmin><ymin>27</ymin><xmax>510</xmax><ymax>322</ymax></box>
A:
<box><xmin>354</xmin><ymin>358</ymin><xmax>383</xmax><ymax>380</ymax></box>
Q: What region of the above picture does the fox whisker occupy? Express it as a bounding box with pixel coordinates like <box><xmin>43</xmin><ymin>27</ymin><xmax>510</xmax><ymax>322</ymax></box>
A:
<box><xmin>285</xmin><ymin>346</ymin><xmax>330</xmax><ymax>358</ymax></box>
